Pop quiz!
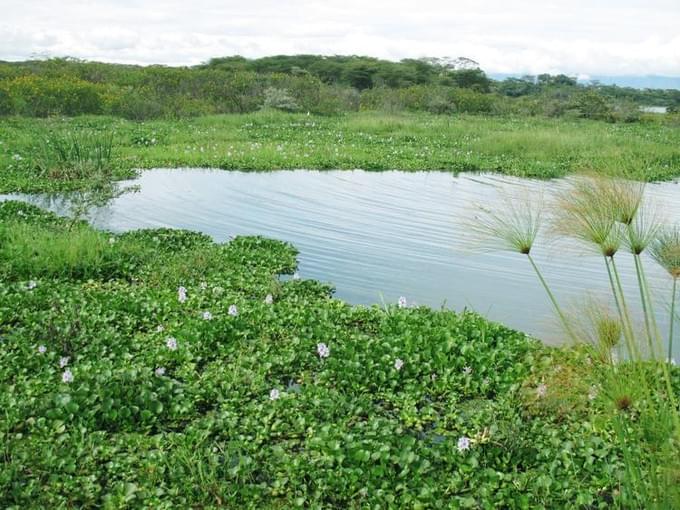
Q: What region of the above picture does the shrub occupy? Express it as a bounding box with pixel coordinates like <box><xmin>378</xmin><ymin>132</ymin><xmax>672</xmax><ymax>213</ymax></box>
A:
<box><xmin>261</xmin><ymin>87</ymin><xmax>300</xmax><ymax>112</ymax></box>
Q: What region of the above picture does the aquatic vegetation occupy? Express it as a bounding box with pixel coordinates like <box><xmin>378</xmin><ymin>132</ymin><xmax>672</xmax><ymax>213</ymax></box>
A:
<box><xmin>1</xmin><ymin>199</ymin><xmax>652</xmax><ymax>508</ymax></box>
<box><xmin>2</xmin><ymin>112</ymin><xmax>680</xmax><ymax>194</ymax></box>
<box><xmin>480</xmin><ymin>176</ymin><xmax>680</xmax><ymax>507</ymax></box>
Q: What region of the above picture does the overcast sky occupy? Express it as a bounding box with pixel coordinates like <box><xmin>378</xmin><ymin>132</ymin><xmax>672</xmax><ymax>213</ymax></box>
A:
<box><xmin>2</xmin><ymin>0</ymin><xmax>679</xmax><ymax>76</ymax></box>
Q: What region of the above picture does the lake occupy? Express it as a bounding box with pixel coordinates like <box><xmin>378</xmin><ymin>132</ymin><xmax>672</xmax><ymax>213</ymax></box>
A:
<box><xmin>3</xmin><ymin>168</ymin><xmax>679</xmax><ymax>354</ymax></box>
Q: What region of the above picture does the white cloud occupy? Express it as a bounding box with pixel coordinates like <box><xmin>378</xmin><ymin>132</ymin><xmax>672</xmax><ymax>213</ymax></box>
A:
<box><xmin>0</xmin><ymin>0</ymin><xmax>678</xmax><ymax>75</ymax></box>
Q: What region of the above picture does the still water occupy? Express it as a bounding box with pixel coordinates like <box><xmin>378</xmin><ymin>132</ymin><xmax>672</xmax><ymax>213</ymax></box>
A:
<box><xmin>4</xmin><ymin>169</ymin><xmax>680</xmax><ymax>352</ymax></box>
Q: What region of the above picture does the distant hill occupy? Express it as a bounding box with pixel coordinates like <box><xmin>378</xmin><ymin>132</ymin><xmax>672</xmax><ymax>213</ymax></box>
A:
<box><xmin>490</xmin><ymin>73</ymin><xmax>680</xmax><ymax>90</ymax></box>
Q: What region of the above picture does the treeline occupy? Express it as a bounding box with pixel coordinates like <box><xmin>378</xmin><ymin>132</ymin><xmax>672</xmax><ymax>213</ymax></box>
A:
<box><xmin>0</xmin><ymin>56</ymin><xmax>678</xmax><ymax>121</ymax></box>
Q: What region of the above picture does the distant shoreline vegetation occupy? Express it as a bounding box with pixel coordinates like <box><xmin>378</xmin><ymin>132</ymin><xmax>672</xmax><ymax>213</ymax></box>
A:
<box><xmin>0</xmin><ymin>55</ymin><xmax>678</xmax><ymax>120</ymax></box>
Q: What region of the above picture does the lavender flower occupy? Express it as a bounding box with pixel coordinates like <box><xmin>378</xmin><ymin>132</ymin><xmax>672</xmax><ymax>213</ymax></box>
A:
<box><xmin>38</xmin><ymin>345</ymin><xmax>47</xmax><ymax>354</ymax></box>
<box><xmin>269</xmin><ymin>388</ymin><xmax>280</xmax><ymax>400</ymax></box>
<box><xmin>394</xmin><ymin>358</ymin><xmax>404</xmax><ymax>370</ymax></box>
<box><xmin>62</xmin><ymin>369</ymin><xmax>74</xmax><ymax>383</ymax></box>
<box><xmin>155</xmin><ymin>367</ymin><xmax>166</xmax><ymax>377</ymax></box>
<box><xmin>228</xmin><ymin>304</ymin><xmax>239</xmax><ymax>317</ymax></box>
<box><xmin>317</xmin><ymin>342</ymin><xmax>330</xmax><ymax>359</ymax></box>
<box><xmin>202</xmin><ymin>311</ymin><xmax>213</xmax><ymax>320</ymax></box>
<box><xmin>177</xmin><ymin>286</ymin><xmax>187</xmax><ymax>303</ymax></box>
<box><xmin>166</xmin><ymin>337</ymin><xmax>178</xmax><ymax>351</ymax></box>
<box><xmin>264</xmin><ymin>294</ymin><xmax>274</xmax><ymax>305</ymax></box>
<box><xmin>457</xmin><ymin>436</ymin><xmax>471</xmax><ymax>452</ymax></box>
<box><xmin>59</xmin><ymin>356</ymin><xmax>70</xmax><ymax>368</ymax></box>
<box><xmin>156</xmin><ymin>325</ymin><xmax>165</xmax><ymax>333</ymax></box>
<box><xmin>397</xmin><ymin>296</ymin><xmax>407</xmax><ymax>308</ymax></box>
<box><xmin>536</xmin><ymin>383</ymin><xmax>548</xmax><ymax>398</ymax></box>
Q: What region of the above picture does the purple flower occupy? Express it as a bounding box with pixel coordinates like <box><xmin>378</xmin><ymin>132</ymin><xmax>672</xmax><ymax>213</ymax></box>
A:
<box><xmin>155</xmin><ymin>367</ymin><xmax>166</xmax><ymax>377</ymax></box>
<box><xmin>536</xmin><ymin>383</ymin><xmax>547</xmax><ymax>398</ymax></box>
<box><xmin>202</xmin><ymin>311</ymin><xmax>213</xmax><ymax>320</ymax></box>
<box><xmin>166</xmin><ymin>337</ymin><xmax>178</xmax><ymax>351</ymax></box>
<box><xmin>177</xmin><ymin>286</ymin><xmax>187</xmax><ymax>303</ymax></box>
<box><xmin>269</xmin><ymin>388</ymin><xmax>280</xmax><ymax>400</ymax></box>
<box><xmin>457</xmin><ymin>436</ymin><xmax>471</xmax><ymax>452</ymax></box>
<box><xmin>228</xmin><ymin>304</ymin><xmax>239</xmax><ymax>317</ymax></box>
<box><xmin>317</xmin><ymin>342</ymin><xmax>330</xmax><ymax>359</ymax></box>
<box><xmin>59</xmin><ymin>356</ymin><xmax>70</xmax><ymax>368</ymax></box>
<box><xmin>398</xmin><ymin>296</ymin><xmax>407</xmax><ymax>308</ymax></box>
<box><xmin>264</xmin><ymin>294</ymin><xmax>274</xmax><ymax>305</ymax></box>
<box><xmin>394</xmin><ymin>358</ymin><xmax>404</xmax><ymax>370</ymax></box>
<box><xmin>62</xmin><ymin>369</ymin><xmax>74</xmax><ymax>383</ymax></box>
<box><xmin>37</xmin><ymin>345</ymin><xmax>47</xmax><ymax>354</ymax></box>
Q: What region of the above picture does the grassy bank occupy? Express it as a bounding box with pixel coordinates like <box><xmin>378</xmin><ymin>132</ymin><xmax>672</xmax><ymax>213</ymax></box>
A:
<box><xmin>1</xmin><ymin>111</ymin><xmax>679</xmax><ymax>192</ymax></box>
<box><xmin>2</xmin><ymin>200</ymin><xmax>678</xmax><ymax>507</ymax></box>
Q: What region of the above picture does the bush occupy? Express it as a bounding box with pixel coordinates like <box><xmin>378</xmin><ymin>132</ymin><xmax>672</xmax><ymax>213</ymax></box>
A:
<box><xmin>261</xmin><ymin>87</ymin><xmax>300</xmax><ymax>112</ymax></box>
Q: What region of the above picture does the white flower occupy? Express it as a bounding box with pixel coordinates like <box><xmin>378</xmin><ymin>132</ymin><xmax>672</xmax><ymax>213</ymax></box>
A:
<box><xmin>394</xmin><ymin>358</ymin><xmax>404</xmax><ymax>370</ymax></box>
<box><xmin>12</xmin><ymin>154</ymin><xmax>22</xmax><ymax>161</ymax></box>
<box><xmin>588</xmin><ymin>385</ymin><xmax>598</xmax><ymax>401</ymax></box>
<box><xmin>611</xmin><ymin>351</ymin><xmax>619</xmax><ymax>364</ymax></box>
<box><xmin>177</xmin><ymin>286</ymin><xmax>187</xmax><ymax>303</ymax></box>
<box><xmin>166</xmin><ymin>337</ymin><xmax>178</xmax><ymax>350</ymax></box>
<box><xmin>27</xmin><ymin>280</ymin><xmax>37</xmax><ymax>290</ymax></box>
<box><xmin>202</xmin><ymin>311</ymin><xmax>213</xmax><ymax>320</ymax></box>
<box><xmin>59</xmin><ymin>356</ymin><xmax>70</xmax><ymax>368</ymax></box>
<box><xmin>199</xmin><ymin>281</ymin><xmax>207</xmax><ymax>290</ymax></box>
<box><xmin>457</xmin><ymin>436</ymin><xmax>471</xmax><ymax>452</ymax></box>
<box><xmin>292</xmin><ymin>272</ymin><xmax>301</xmax><ymax>281</ymax></box>
<box><xmin>269</xmin><ymin>388</ymin><xmax>280</xmax><ymax>400</ymax></box>
<box><xmin>62</xmin><ymin>369</ymin><xmax>74</xmax><ymax>383</ymax></box>
<box><xmin>317</xmin><ymin>342</ymin><xmax>330</xmax><ymax>358</ymax></box>
<box><xmin>155</xmin><ymin>367</ymin><xmax>166</xmax><ymax>377</ymax></box>
<box><xmin>431</xmin><ymin>373</ymin><xmax>437</xmax><ymax>381</ymax></box>
<box><xmin>264</xmin><ymin>294</ymin><xmax>274</xmax><ymax>305</ymax></box>
<box><xmin>228</xmin><ymin>304</ymin><xmax>239</xmax><ymax>317</ymax></box>
<box><xmin>398</xmin><ymin>296</ymin><xmax>407</xmax><ymax>308</ymax></box>
<box><xmin>462</xmin><ymin>366</ymin><xmax>472</xmax><ymax>375</ymax></box>
<box><xmin>668</xmin><ymin>357</ymin><xmax>677</xmax><ymax>366</ymax></box>
<box><xmin>38</xmin><ymin>345</ymin><xmax>47</xmax><ymax>354</ymax></box>
<box><xmin>108</xmin><ymin>237</ymin><xmax>116</xmax><ymax>245</ymax></box>
<box><xmin>536</xmin><ymin>383</ymin><xmax>548</xmax><ymax>398</ymax></box>
<box><xmin>156</xmin><ymin>325</ymin><xmax>165</xmax><ymax>333</ymax></box>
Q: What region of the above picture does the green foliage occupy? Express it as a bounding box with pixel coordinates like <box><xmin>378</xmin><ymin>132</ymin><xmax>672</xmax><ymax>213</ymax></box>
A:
<box><xmin>0</xmin><ymin>201</ymin><xmax>653</xmax><ymax>507</ymax></box>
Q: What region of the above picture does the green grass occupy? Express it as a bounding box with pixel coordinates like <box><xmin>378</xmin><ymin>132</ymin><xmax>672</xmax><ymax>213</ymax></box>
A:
<box><xmin>1</xmin><ymin>111</ymin><xmax>679</xmax><ymax>192</ymax></box>
<box><xmin>4</xmin><ymin>200</ymin><xmax>678</xmax><ymax>508</ymax></box>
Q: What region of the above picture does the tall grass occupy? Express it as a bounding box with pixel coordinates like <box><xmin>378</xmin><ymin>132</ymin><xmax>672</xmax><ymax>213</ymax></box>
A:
<box><xmin>33</xmin><ymin>129</ymin><xmax>114</xmax><ymax>180</ymax></box>
<box><xmin>470</xmin><ymin>175</ymin><xmax>680</xmax><ymax>507</ymax></box>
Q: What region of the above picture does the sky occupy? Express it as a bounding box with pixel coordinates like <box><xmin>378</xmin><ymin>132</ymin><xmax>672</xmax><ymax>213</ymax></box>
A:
<box><xmin>1</xmin><ymin>0</ymin><xmax>679</xmax><ymax>77</ymax></box>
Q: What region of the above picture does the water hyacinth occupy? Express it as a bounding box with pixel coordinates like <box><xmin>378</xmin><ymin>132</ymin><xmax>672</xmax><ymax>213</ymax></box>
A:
<box><xmin>177</xmin><ymin>286</ymin><xmax>187</xmax><ymax>303</ymax></box>
<box><xmin>166</xmin><ymin>337</ymin><xmax>178</xmax><ymax>350</ymax></box>
<box><xmin>156</xmin><ymin>325</ymin><xmax>165</xmax><ymax>333</ymax></box>
<box><xmin>292</xmin><ymin>272</ymin><xmax>301</xmax><ymax>280</ymax></box>
<box><xmin>37</xmin><ymin>345</ymin><xmax>47</xmax><ymax>354</ymax></box>
<box><xmin>536</xmin><ymin>383</ymin><xmax>548</xmax><ymax>398</ymax></box>
<box><xmin>199</xmin><ymin>281</ymin><xmax>207</xmax><ymax>290</ymax></box>
<box><xmin>264</xmin><ymin>293</ymin><xmax>274</xmax><ymax>305</ymax></box>
<box><xmin>202</xmin><ymin>311</ymin><xmax>213</xmax><ymax>320</ymax></box>
<box><xmin>317</xmin><ymin>342</ymin><xmax>330</xmax><ymax>358</ymax></box>
<box><xmin>457</xmin><ymin>436</ymin><xmax>471</xmax><ymax>452</ymax></box>
<box><xmin>398</xmin><ymin>296</ymin><xmax>407</xmax><ymax>308</ymax></box>
<box><xmin>62</xmin><ymin>369</ymin><xmax>74</xmax><ymax>383</ymax></box>
<box><xmin>269</xmin><ymin>388</ymin><xmax>280</xmax><ymax>400</ymax></box>
<box><xmin>462</xmin><ymin>366</ymin><xmax>472</xmax><ymax>375</ymax></box>
<box><xmin>27</xmin><ymin>280</ymin><xmax>37</xmax><ymax>290</ymax></box>
<box><xmin>394</xmin><ymin>358</ymin><xmax>404</xmax><ymax>370</ymax></box>
<box><xmin>228</xmin><ymin>304</ymin><xmax>239</xmax><ymax>317</ymax></box>
<box><xmin>155</xmin><ymin>367</ymin><xmax>166</xmax><ymax>377</ymax></box>
<box><xmin>59</xmin><ymin>356</ymin><xmax>70</xmax><ymax>368</ymax></box>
